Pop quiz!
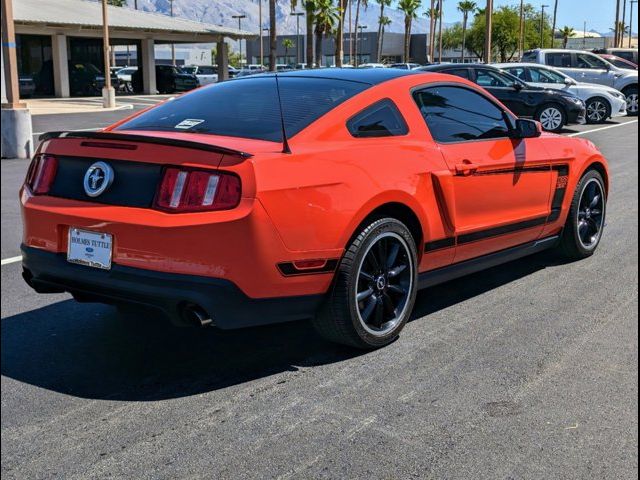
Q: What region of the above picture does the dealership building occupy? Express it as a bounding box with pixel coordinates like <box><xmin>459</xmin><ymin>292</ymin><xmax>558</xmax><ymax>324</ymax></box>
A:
<box><xmin>8</xmin><ymin>0</ymin><xmax>251</xmax><ymax>97</ymax></box>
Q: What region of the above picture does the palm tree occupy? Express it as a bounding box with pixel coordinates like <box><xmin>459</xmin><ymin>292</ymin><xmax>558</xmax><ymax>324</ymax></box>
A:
<box><xmin>376</xmin><ymin>0</ymin><xmax>392</xmax><ymax>63</ymax></box>
<box><xmin>378</xmin><ymin>15</ymin><xmax>392</xmax><ymax>62</ymax></box>
<box><xmin>314</xmin><ymin>0</ymin><xmax>339</xmax><ymax>68</ymax></box>
<box><xmin>282</xmin><ymin>38</ymin><xmax>295</xmax><ymax>63</ymax></box>
<box><xmin>269</xmin><ymin>0</ymin><xmax>276</xmax><ymax>71</ymax></box>
<box><xmin>559</xmin><ymin>26</ymin><xmax>575</xmax><ymax>48</ymax></box>
<box><xmin>427</xmin><ymin>0</ymin><xmax>436</xmax><ymax>62</ymax></box>
<box><xmin>457</xmin><ymin>1</ymin><xmax>476</xmax><ymax>62</ymax></box>
<box><xmin>398</xmin><ymin>0</ymin><xmax>422</xmax><ymax>63</ymax></box>
<box><xmin>335</xmin><ymin>0</ymin><xmax>347</xmax><ymax>67</ymax></box>
<box><xmin>353</xmin><ymin>0</ymin><xmax>369</xmax><ymax>65</ymax></box>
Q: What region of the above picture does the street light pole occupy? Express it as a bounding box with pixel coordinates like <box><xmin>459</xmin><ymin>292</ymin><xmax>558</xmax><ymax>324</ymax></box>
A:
<box><xmin>232</xmin><ymin>15</ymin><xmax>247</xmax><ymax>67</ymax></box>
<box><xmin>358</xmin><ymin>25</ymin><xmax>367</xmax><ymax>65</ymax></box>
<box><xmin>540</xmin><ymin>5</ymin><xmax>549</xmax><ymax>48</ymax></box>
<box><xmin>291</xmin><ymin>12</ymin><xmax>305</xmax><ymax>66</ymax></box>
<box><xmin>170</xmin><ymin>0</ymin><xmax>175</xmax><ymax>65</ymax></box>
<box><xmin>258</xmin><ymin>0</ymin><xmax>263</xmax><ymax>66</ymax></box>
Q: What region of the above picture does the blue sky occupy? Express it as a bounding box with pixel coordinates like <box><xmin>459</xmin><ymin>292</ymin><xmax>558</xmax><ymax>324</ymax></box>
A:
<box><xmin>391</xmin><ymin>0</ymin><xmax>637</xmax><ymax>33</ymax></box>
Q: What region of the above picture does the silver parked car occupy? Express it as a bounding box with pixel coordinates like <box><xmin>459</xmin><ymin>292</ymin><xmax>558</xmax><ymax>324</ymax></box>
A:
<box><xmin>522</xmin><ymin>48</ymin><xmax>638</xmax><ymax>116</ymax></box>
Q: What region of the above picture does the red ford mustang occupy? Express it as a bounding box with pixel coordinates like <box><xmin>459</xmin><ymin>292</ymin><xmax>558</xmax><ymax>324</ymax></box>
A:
<box><xmin>20</xmin><ymin>69</ymin><xmax>609</xmax><ymax>349</ymax></box>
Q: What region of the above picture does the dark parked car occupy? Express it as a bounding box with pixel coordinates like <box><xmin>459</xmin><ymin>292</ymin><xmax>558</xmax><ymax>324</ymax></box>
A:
<box><xmin>416</xmin><ymin>64</ymin><xmax>586</xmax><ymax>132</ymax></box>
<box><xmin>155</xmin><ymin>65</ymin><xmax>199</xmax><ymax>94</ymax></box>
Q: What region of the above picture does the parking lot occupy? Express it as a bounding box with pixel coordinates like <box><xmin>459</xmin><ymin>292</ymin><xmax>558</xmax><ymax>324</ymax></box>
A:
<box><xmin>1</xmin><ymin>108</ymin><xmax>638</xmax><ymax>478</ymax></box>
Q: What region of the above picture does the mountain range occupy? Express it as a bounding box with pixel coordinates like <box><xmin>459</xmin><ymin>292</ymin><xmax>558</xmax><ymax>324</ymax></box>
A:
<box><xmin>126</xmin><ymin>0</ymin><xmax>432</xmax><ymax>35</ymax></box>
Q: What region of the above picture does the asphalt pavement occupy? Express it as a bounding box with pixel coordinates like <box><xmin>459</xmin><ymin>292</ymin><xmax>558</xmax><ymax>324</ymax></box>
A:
<box><xmin>1</xmin><ymin>113</ymin><xmax>638</xmax><ymax>479</ymax></box>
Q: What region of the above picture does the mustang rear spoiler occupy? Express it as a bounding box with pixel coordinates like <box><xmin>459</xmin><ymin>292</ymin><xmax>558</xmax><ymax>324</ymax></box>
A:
<box><xmin>38</xmin><ymin>131</ymin><xmax>254</xmax><ymax>159</ymax></box>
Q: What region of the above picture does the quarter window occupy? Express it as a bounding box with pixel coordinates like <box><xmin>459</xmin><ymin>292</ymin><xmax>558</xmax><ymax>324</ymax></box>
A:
<box><xmin>575</xmin><ymin>53</ymin><xmax>609</xmax><ymax>69</ymax></box>
<box><xmin>414</xmin><ymin>86</ymin><xmax>511</xmax><ymax>143</ymax></box>
<box><xmin>347</xmin><ymin>99</ymin><xmax>409</xmax><ymax>137</ymax></box>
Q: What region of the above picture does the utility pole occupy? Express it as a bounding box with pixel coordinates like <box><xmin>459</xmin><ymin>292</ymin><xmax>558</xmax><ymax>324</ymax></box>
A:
<box><xmin>291</xmin><ymin>12</ymin><xmax>305</xmax><ymax>65</ymax></box>
<box><xmin>622</xmin><ymin>0</ymin><xmax>628</xmax><ymax>47</ymax></box>
<box><xmin>551</xmin><ymin>0</ymin><xmax>558</xmax><ymax>47</ymax></box>
<box><xmin>232</xmin><ymin>15</ymin><xmax>247</xmax><ymax>66</ymax></box>
<box><xmin>429</xmin><ymin>0</ymin><xmax>436</xmax><ymax>62</ymax></box>
<box><xmin>583</xmin><ymin>20</ymin><xmax>587</xmax><ymax>49</ymax></box>
<box><xmin>519</xmin><ymin>0</ymin><xmax>525</xmax><ymax>59</ymax></box>
<box><xmin>630</xmin><ymin>0</ymin><xmax>637</xmax><ymax>48</ymax></box>
<box><xmin>540</xmin><ymin>4</ymin><xmax>549</xmax><ymax>48</ymax></box>
<box><xmin>101</xmin><ymin>0</ymin><xmax>115</xmax><ymax>108</ymax></box>
<box><xmin>438</xmin><ymin>2</ymin><xmax>444</xmax><ymax>63</ymax></box>
<box><xmin>1</xmin><ymin>0</ymin><xmax>33</xmax><ymax>159</ymax></box>
<box><xmin>484</xmin><ymin>0</ymin><xmax>493</xmax><ymax>63</ymax></box>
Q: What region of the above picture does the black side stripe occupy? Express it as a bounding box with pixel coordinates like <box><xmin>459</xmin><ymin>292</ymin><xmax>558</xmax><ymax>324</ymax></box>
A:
<box><xmin>547</xmin><ymin>165</ymin><xmax>570</xmax><ymax>223</ymax></box>
<box><xmin>457</xmin><ymin>216</ymin><xmax>548</xmax><ymax>245</ymax></box>
<box><xmin>425</xmin><ymin>237</ymin><xmax>456</xmax><ymax>252</ymax></box>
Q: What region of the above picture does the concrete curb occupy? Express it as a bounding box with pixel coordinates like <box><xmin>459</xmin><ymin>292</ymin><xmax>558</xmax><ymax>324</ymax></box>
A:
<box><xmin>29</xmin><ymin>103</ymin><xmax>134</xmax><ymax>116</ymax></box>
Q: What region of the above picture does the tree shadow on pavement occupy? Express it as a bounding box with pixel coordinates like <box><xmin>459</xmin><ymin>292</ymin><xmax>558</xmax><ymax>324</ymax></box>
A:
<box><xmin>1</xmin><ymin>250</ymin><xmax>568</xmax><ymax>402</ymax></box>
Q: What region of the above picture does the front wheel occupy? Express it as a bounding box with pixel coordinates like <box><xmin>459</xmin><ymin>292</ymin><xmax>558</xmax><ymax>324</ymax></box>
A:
<box><xmin>312</xmin><ymin>218</ymin><xmax>418</xmax><ymax>349</ymax></box>
<box><xmin>623</xmin><ymin>86</ymin><xmax>638</xmax><ymax>116</ymax></box>
<box><xmin>585</xmin><ymin>97</ymin><xmax>611</xmax><ymax>124</ymax></box>
<box><xmin>557</xmin><ymin>169</ymin><xmax>607</xmax><ymax>259</ymax></box>
<box><xmin>535</xmin><ymin>103</ymin><xmax>566</xmax><ymax>132</ymax></box>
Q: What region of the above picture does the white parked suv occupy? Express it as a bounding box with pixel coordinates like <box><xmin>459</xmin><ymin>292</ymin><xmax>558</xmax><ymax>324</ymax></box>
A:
<box><xmin>495</xmin><ymin>62</ymin><xmax>628</xmax><ymax>123</ymax></box>
<box><xmin>182</xmin><ymin>65</ymin><xmax>218</xmax><ymax>85</ymax></box>
<box><xmin>522</xmin><ymin>49</ymin><xmax>638</xmax><ymax>116</ymax></box>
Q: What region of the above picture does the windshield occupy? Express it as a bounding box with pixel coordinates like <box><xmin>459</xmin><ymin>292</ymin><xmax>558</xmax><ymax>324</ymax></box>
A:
<box><xmin>115</xmin><ymin>76</ymin><xmax>368</xmax><ymax>142</ymax></box>
<box><xmin>182</xmin><ymin>66</ymin><xmax>197</xmax><ymax>74</ymax></box>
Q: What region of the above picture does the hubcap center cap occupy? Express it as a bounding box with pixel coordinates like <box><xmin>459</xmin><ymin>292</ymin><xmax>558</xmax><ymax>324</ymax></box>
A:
<box><xmin>375</xmin><ymin>276</ymin><xmax>386</xmax><ymax>291</ymax></box>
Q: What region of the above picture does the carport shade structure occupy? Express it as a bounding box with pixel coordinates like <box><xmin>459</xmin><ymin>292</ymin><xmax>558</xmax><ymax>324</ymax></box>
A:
<box><xmin>11</xmin><ymin>0</ymin><xmax>255</xmax><ymax>96</ymax></box>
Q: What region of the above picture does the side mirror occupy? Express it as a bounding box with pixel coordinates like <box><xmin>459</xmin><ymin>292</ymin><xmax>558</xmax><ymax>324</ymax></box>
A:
<box><xmin>564</xmin><ymin>77</ymin><xmax>576</xmax><ymax>86</ymax></box>
<box><xmin>512</xmin><ymin>82</ymin><xmax>524</xmax><ymax>91</ymax></box>
<box><xmin>512</xmin><ymin>119</ymin><xmax>542</xmax><ymax>139</ymax></box>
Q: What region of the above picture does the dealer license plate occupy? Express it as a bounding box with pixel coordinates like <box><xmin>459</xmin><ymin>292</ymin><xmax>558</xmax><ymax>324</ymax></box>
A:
<box><xmin>67</xmin><ymin>228</ymin><xmax>113</xmax><ymax>270</ymax></box>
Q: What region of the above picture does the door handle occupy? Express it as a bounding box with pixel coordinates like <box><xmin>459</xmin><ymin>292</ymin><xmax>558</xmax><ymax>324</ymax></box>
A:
<box><xmin>455</xmin><ymin>161</ymin><xmax>479</xmax><ymax>175</ymax></box>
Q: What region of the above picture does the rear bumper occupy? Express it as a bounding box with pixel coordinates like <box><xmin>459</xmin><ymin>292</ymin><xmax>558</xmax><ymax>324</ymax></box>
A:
<box><xmin>21</xmin><ymin>245</ymin><xmax>324</xmax><ymax>329</ymax></box>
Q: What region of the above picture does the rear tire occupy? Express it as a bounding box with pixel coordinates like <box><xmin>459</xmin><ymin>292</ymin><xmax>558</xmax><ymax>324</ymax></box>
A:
<box><xmin>623</xmin><ymin>86</ymin><xmax>638</xmax><ymax>116</ymax></box>
<box><xmin>557</xmin><ymin>169</ymin><xmax>607</xmax><ymax>260</ymax></box>
<box><xmin>312</xmin><ymin>218</ymin><xmax>418</xmax><ymax>349</ymax></box>
<box><xmin>585</xmin><ymin>97</ymin><xmax>611</xmax><ymax>124</ymax></box>
<box><xmin>535</xmin><ymin>103</ymin><xmax>566</xmax><ymax>132</ymax></box>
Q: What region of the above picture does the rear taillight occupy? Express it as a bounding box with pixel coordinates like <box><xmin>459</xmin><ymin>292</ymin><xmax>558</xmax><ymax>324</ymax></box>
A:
<box><xmin>25</xmin><ymin>154</ymin><xmax>58</xmax><ymax>195</ymax></box>
<box><xmin>155</xmin><ymin>167</ymin><xmax>241</xmax><ymax>212</ymax></box>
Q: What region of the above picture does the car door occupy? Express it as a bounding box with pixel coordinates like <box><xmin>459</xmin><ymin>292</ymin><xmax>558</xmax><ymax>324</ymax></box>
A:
<box><xmin>473</xmin><ymin>68</ymin><xmax>529</xmax><ymax>116</ymax></box>
<box><xmin>413</xmin><ymin>84</ymin><xmax>553</xmax><ymax>263</ymax></box>
<box><xmin>573</xmin><ymin>52</ymin><xmax>617</xmax><ymax>87</ymax></box>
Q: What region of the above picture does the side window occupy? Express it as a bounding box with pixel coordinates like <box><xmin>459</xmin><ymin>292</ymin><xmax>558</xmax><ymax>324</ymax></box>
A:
<box><xmin>475</xmin><ymin>69</ymin><xmax>512</xmax><ymax>87</ymax></box>
<box><xmin>443</xmin><ymin>68</ymin><xmax>471</xmax><ymax>80</ymax></box>
<box><xmin>347</xmin><ymin>99</ymin><xmax>409</xmax><ymax>138</ymax></box>
<box><xmin>506</xmin><ymin>67</ymin><xmax>528</xmax><ymax>81</ymax></box>
<box><xmin>546</xmin><ymin>53</ymin><xmax>572</xmax><ymax>68</ymax></box>
<box><xmin>530</xmin><ymin>67</ymin><xmax>563</xmax><ymax>83</ymax></box>
<box><xmin>575</xmin><ymin>53</ymin><xmax>609</xmax><ymax>69</ymax></box>
<box><xmin>413</xmin><ymin>86</ymin><xmax>511</xmax><ymax>143</ymax></box>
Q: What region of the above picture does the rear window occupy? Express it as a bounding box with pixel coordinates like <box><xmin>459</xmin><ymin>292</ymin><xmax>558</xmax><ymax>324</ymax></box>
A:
<box><xmin>116</xmin><ymin>77</ymin><xmax>368</xmax><ymax>142</ymax></box>
<box><xmin>521</xmin><ymin>51</ymin><xmax>538</xmax><ymax>62</ymax></box>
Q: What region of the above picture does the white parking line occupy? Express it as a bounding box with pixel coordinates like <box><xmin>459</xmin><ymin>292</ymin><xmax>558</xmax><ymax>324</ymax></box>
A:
<box><xmin>1</xmin><ymin>256</ymin><xmax>22</xmax><ymax>266</ymax></box>
<box><xmin>32</xmin><ymin>127</ymin><xmax>104</xmax><ymax>136</ymax></box>
<box><xmin>567</xmin><ymin>120</ymin><xmax>638</xmax><ymax>137</ymax></box>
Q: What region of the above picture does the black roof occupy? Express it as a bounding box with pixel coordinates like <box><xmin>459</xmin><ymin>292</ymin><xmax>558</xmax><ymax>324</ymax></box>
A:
<box><xmin>416</xmin><ymin>63</ymin><xmax>500</xmax><ymax>72</ymax></box>
<box><xmin>242</xmin><ymin>68</ymin><xmax>422</xmax><ymax>85</ymax></box>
